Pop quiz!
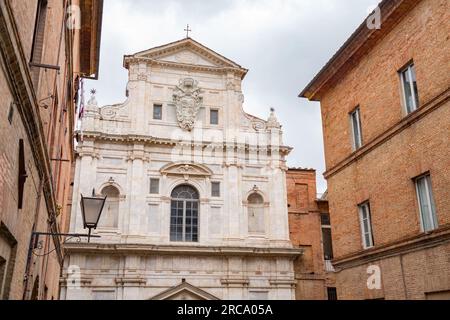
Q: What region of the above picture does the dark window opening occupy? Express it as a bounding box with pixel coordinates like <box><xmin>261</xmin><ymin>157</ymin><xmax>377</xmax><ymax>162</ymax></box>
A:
<box><xmin>210</xmin><ymin>109</ymin><xmax>219</xmax><ymax>125</ymax></box>
<box><xmin>18</xmin><ymin>139</ymin><xmax>28</xmax><ymax>210</ymax></box>
<box><xmin>322</xmin><ymin>227</ymin><xmax>334</xmax><ymax>260</ymax></box>
<box><xmin>211</xmin><ymin>182</ymin><xmax>221</xmax><ymax>197</ymax></box>
<box><xmin>7</xmin><ymin>103</ymin><xmax>14</xmax><ymax>124</ymax></box>
<box><xmin>327</xmin><ymin>287</ymin><xmax>338</xmax><ymax>300</ymax></box>
<box><xmin>321</xmin><ymin>213</ymin><xmax>333</xmax><ymax>260</ymax></box>
<box><xmin>153</xmin><ymin>104</ymin><xmax>162</xmax><ymax>120</ymax></box>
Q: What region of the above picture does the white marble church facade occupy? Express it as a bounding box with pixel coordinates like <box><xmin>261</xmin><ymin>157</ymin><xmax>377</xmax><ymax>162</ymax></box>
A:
<box><xmin>61</xmin><ymin>38</ymin><xmax>302</xmax><ymax>300</ymax></box>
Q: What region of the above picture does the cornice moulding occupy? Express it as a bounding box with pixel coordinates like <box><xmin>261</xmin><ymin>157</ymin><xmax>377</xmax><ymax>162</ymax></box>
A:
<box><xmin>124</xmin><ymin>56</ymin><xmax>247</xmax><ymax>78</ymax></box>
<box><xmin>64</xmin><ymin>243</ymin><xmax>304</xmax><ymax>258</ymax></box>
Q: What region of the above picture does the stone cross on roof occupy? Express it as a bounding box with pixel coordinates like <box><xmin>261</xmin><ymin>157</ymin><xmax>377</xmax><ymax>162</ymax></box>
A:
<box><xmin>184</xmin><ymin>24</ymin><xmax>192</xmax><ymax>38</ymax></box>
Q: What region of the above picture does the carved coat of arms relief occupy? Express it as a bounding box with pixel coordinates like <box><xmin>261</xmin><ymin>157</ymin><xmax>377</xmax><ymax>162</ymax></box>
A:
<box><xmin>173</xmin><ymin>78</ymin><xmax>203</xmax><ymax>131</ymax></box>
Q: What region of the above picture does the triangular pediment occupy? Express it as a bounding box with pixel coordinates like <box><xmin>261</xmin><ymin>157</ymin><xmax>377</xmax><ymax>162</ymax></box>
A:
<box><xmin>154</xmin><ymin>49</ymin><xmax>218</xmax><ymax>67</ymax></box>
<box><xmin>129</xmin><ymin>38</ymin><xmax>247</xmax><ymax>74</ymax></box>
<box><xmin>150</xmin><ymin>281</ymin><xmax>220</xmax><ymax>300</ymax></box>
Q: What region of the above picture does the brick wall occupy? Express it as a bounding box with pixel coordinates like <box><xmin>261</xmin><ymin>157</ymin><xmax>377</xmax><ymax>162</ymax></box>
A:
<box><xmin>287</xmin><ymin>169</ymin><xmax>336</xmax><ymax>300</ymax></box>
<box><xmin>312</xmin><ymin>0</ymin><xmax>450</xmax><ymax>300</ymax></box>
<box><xmin>321</xmin><ymin>0</ymin><xmax>449</xmax><ymax>170</ymax></box>
<box><xmin>335</xmin><ymin>243</ymin><xmax>450</xmax><ymax>300</ymax></box>
<box><xmin>0</xmin><ymin>0</ymin><xmax>79</xmax><ymax>300</ymax></box>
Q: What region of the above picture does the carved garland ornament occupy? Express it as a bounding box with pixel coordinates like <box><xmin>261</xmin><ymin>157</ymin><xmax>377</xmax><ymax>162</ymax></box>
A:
<box><xmin>173</xmin><ymin>78</ymin><xmax>203</xmax><ymax>131</ymax></box>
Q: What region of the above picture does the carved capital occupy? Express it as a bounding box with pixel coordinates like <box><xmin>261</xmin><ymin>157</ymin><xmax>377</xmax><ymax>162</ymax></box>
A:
<box><xmin>137</xmin><ymin>73</ymin><xmax>148</xmax><ymax>81</ymax></box>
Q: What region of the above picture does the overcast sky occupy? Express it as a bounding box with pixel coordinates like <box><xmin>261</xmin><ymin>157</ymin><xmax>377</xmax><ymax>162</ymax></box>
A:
<box><xmin>85</xmin><ymin>0</ymin><xmax>381</xmax><ymax>193</ymax></box>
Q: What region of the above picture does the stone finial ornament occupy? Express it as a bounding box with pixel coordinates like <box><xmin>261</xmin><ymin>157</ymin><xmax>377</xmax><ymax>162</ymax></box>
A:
<box><xmin>267</xmin><ymin>108</ymin><xmax>281</xmax><ymax>129</ymax></box>
<box><xmin>87</xmin><ymin>89</ymin><xmax>98</xmax><ymax>109</ymax></box>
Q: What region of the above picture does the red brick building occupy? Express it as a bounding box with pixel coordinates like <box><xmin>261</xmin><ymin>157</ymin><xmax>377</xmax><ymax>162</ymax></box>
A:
<box><xmin>0</xmin><ymin>0</ymin><xmax>103</xmax><ymax>300</ymax></box>
<box><xmin>287</xmin><ymin>169</ymin><xmax>336</xmax><ymax>300</ymax></box>
<box><xmin>300</xmin><ymin>0</ymin><xmax>449</xmax><ymax>299</ymax></box>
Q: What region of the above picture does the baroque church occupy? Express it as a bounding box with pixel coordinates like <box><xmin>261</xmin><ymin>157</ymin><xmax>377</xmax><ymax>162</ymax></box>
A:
<box><xmin>61</xmin><ymin>38</ymin><xmax>302</xmax><ymax>300</ymax></box>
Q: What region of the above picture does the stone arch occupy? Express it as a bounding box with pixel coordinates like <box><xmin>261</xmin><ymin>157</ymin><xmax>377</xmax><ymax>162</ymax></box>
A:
<box><xmin>164</xmin><ymin>178</ymin><xmax>206</xmax><ymax>201</ymax></box>
<box><xmin>244</xmin><ymin>185</ymin><xmax>268</xmax><ymax>204</ymax></box>
<box><xmin>98</xmin><ymin>180</ymin><xmax>125</xmax><ymax>197</ymax></box>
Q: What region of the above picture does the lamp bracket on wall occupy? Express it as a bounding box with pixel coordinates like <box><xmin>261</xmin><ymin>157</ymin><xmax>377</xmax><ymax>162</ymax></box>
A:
<box><xmin>29</xmin><ymin>232</ymin><xmax>101</xmax><ymax>258</ymax></box>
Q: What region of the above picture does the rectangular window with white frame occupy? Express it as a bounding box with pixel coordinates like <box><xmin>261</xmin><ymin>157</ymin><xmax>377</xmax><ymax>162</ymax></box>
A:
<box><xmin>415</xmin><ymin>174</ymin><xmax>438</xmax><ymax>232</ymax></box>
<box><xmin>211</xmin><ymin>182</ymin><xmax>221</xmax><ymax>197</ymax></box>
<box><xmin>358</xmin><ymin>202</ymin><xmax>374</xmax><ymax>249</ymax></box>
<box><xmin>153</xmin><ymin>104</ymin><xmax>163</xmax><ymax>120</ymax></box>
<box><xmin>150</xmin><ymin>178</ymin><xmax>160</xmax><ymax>194</ymax></box>
<box><xmin>400</xmin><ymin>62</ymin><xmax>419</xmax><ymax>114</ymax></box>
<box><xmin>210</xmin><ymin>109</ymin><xmax>219</xmax><ymax>125</ymax></box>
<box><xmin>350</xmin><ymin>107</ymin><xmax>363</xmax><ymax>150</ymax></box>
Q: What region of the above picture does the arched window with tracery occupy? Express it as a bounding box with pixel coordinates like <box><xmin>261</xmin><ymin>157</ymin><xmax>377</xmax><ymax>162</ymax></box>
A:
<box><xmin>170</xmin><ymin>185</ymin><xmax>199</xmax><ymax>242</ymax></box>
<box><xmin>100</xmin><ymin>186</ymin><xmax>120</xmax><ymax>228</ymax></box>
<box><xmin>248</xmin><ymin>193</ymin><xmax>265</xmax><ymax>234</ymax></box>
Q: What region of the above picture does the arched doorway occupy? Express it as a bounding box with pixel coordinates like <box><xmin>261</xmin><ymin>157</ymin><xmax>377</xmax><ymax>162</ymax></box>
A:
<box><xmin>170</xmin><ymin>185</ymin><xmax>199</xmax><ymax>242</ymax></box>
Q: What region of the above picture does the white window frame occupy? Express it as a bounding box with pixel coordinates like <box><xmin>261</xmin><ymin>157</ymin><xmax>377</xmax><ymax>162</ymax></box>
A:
<box><xmin>415</xmin><ymin>174</ymin><xmax>438</xmax><ymax>232</ymax></box>
<box><xmin>153</xmin><ymin>104</ymin><xmax>163</xmax><ymax>120</ymax></box>
<box><xmin>211</xmin><ymin>182</ymin><xmax>221</xmax><ymax>198</ymax></box>
<box><xmin>358</xmin><ymin>202</ymin><xmax>374</xmax><ymax>249</ymax></box>
<box><xmin>350</xmin><ymin>107</ymin><xmax>363</xmax><ymax>151</ymax></box>
<box><xmin>400</xmin><ymin>63</ymin><xmax>419</xmax><ymax>114</ymax></box>
<box><xmin>149</xmin><ymin>178</ymin><xmax>160</xmax><ymax>194</ymax></box>
<box><xmin>210</xmin><ymin>109</ymin><xmax>219</xmax><ymax>125</ymax></box>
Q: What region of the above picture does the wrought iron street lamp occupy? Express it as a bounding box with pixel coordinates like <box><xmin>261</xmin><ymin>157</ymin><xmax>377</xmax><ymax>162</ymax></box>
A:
<box><xmin>80</xmin><ymin>190</ymin><xmax>107</xmax><ymax>242</ymax></box>
<box><xmin>24</xmin><ymin>191</ymin><xmax>106</xmax><ymax>293</ymax></box>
